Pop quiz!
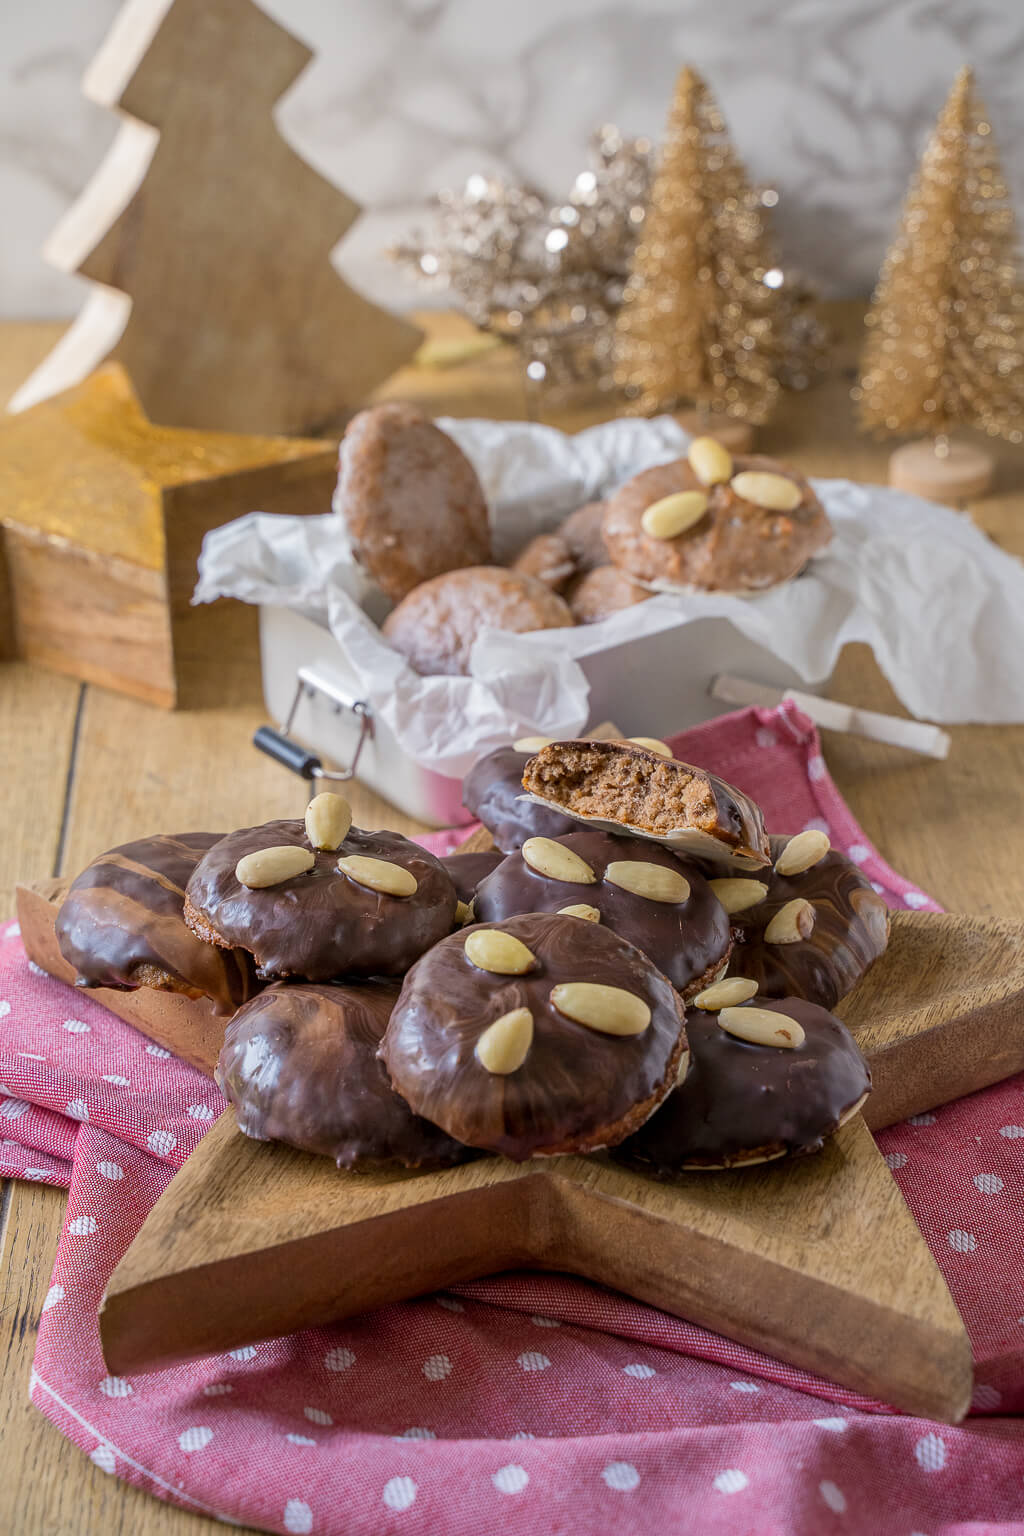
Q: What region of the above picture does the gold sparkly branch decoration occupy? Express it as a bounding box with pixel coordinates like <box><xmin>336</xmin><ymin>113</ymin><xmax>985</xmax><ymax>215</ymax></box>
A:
<box><xmin>613</xmin><ymin>66</ymin><xmax>784</xmax><ymax>425</ymax></box>
<box><xmin>391</xmin><ymin>122</ymin><xmax>827</xmax><ymax>406</ymax></box>
<box><xmin>856</xmin><ymin>67</ymin><xmax>1024</xmax><ymax>501</ymax></box>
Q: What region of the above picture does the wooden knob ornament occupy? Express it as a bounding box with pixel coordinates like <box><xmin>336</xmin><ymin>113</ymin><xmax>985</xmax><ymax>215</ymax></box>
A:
<box><xmin>888</xmin><ymin>437</ymin><xmax>994</xmax><ymax>504</ymax></box>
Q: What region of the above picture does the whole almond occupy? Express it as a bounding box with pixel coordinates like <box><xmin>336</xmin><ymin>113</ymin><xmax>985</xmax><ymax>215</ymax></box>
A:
<box><xmin>464</xmin><ymin>929</ymin><xmax>536</xmax><ymax>975</ymax></box>
<box><xmin>513</xmin><ymin>735</ymin><xmax>553</xmax><ymax>753</ymax></box>
<box><xmin>336</xmin><ymin>855</ymin><xmax>418</xmax><ymax>898</ymax></box>
<box><xmin>628</xmin><ymin>736</ymin><xmax>672</xmax><ymax>757</ymax></box>
<box><xmin>475</xmin><ymin>1008</ymin><xmax>534</xmax><ymax>1074</ymax></box>
<box><xmin>550</xmin><ymin>982</ymin><xmax>651</xmax><ymax>1036</ymax></box>
<box><xmin>730</xmin><ymin>470</ymin><xmax>802</xmax><ymax>512</ymax></box>
<box><xmin>641</xmin><ymin>490</ymin><xmax>709</xmax><ymax>540</ymax></box>
<box><xmin>708</xmin><ymin>878</ymin><xmax>769</xmax><ymax>915</ymax></box>
<box><xmin>304</xmin><ymin>792</ymin><xmax>353</xmax><ymax>852</ymax></box>
<box><xmin>235</xmin><ymin>845</ymin><xmax>315</xmax><ymax>889</ymax></box>
<box><xmin>522</xmin><ymin>836</ymin><xmax>596</xmax><ymax>885</ymax></box>
<box><xmin>775</xmin><ymin>829</ymin><xmax>831</xmax><ymax>876</ymax></box>
<box><xmin>718</xmin><ymin>1005</ymin><xmax>806</xmax><ymax>1049</ymax></box>
<box><xmin>688</xmin><ymin>435</ymin><xmax>733</xmax><ymax>485</ymax></box>
<box><xmin>693</xmin><ymin>976</ymin><xmax>759</xmax><ymax>1010</ymax></box>
<box><xmin>605</xmin><ymin>860</ymin><xmax>690</xmax><ymax>904</ymax></box>
<box><xmin>557</xmin><ymin>903</ymin><xmax>601</xmax><ymax>922</ymax></box>
<box><xmin>764</xmin><ymin>897</ymin><xmax>816</xmax><ymax>944</ymax></box>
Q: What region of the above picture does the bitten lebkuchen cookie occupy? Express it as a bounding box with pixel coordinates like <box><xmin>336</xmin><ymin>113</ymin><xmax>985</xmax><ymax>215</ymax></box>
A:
<box><xmin>521</xmin><ymin>738</ymin><xmax>770</xmax><ymax>871</ymax></box>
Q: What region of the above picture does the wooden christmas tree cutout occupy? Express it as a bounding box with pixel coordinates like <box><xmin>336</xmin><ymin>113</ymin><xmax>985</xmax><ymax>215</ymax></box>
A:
<box><xmin>19</xmin><ymin>879</ymin><xmax>1024</xmax><ymax>1421</ymax></box>
<box><xmin>858</xmin><ymin>67</ymin><xmax>1024</xmax><ymax>503</ymax></box>
<box><xmin>10</xmin><ymin>0</ymin><xmax>422</xmax><ymax>435</ymax></box>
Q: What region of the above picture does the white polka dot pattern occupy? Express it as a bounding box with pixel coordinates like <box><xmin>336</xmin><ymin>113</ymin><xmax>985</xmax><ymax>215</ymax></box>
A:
<box><xmin>602</xmin><ymin>1462</ymin><xmax>640</xmax><ymax>1492</ymax></box>
<box><xmin>382</xmin><ymin>1475</ymin><xmax>417</xmax><ymax>1511</ymax></box>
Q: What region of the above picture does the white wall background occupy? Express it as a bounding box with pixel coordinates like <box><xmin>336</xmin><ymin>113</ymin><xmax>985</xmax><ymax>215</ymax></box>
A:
<box><xmin>2</xmin><ymin>0</ymin><xmax>1023</xmax><ymax>318</ymax></box>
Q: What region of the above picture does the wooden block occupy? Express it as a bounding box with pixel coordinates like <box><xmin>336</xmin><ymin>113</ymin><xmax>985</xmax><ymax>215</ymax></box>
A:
<box><xmin>0</xmin><ymin>365</ymin><xmax>339</xmax><ymax>707</ymax></box>
<box><xmin>889</xmin><ymin>437</ymin><xmax>995</xmax><ymax>503</ymax></box>
<box><xmin>98</xmin><ymin>1107</ymin><xmax>971</xmax><ymax>1422</ymax></box>
<box><xmin>12</xmin><ymin>0</ymin><xmax>422</xmax><ymax>434</ymax></box>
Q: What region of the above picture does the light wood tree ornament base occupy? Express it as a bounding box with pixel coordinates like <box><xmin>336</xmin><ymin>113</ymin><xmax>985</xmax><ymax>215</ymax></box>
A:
<box><xmin>888</xmin><ymin>438</ymin><xmax>995</xmax><ymax>504</ymax></box>
<box><xmin>18</xmin><ymin>879</ymin><xmax>1024</xmax><ymax>1423</ymax></box>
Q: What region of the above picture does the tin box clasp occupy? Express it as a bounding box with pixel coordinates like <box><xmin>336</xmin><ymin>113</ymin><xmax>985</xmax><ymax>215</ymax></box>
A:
<box><xmin>253</xmin><ymin>665</ymin><xmax>374</xmax><ymax>793</ymax></box>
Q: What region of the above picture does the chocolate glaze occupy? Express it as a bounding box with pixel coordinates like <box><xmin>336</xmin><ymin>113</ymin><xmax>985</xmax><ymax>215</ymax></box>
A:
<box><xmin>441</xmin><ymin>849</ymin><xmax>506</xmax><ymax>904</ymax></box>
<box><xmin>56</xmin><ymin>833</ymin><xmax>257</xmax><ymax>1014</ymax></box>
<box><xmin>463</xmin><ymin>745</ymin><xmax>576</xmax><ymax>853</ymax></box>
<box><xmin>615</xmin><ymin>997</ymin><xmax>870</xmax><ymax>1175</ymax></box>
<box><xmin>724</xmin><ymin>836</ymin><xmax>890</xmax><ymax>1009</ymax></box>
<box><xmin>381</xmin><ymin>912</ymin><xmax>686</xmax><ymax>1161</ymax></box>
<box><xmin>217</xmin><ymin>981</ymin><xmax>472</xmax><ymax>1170</ymax></box>
<box><xmin>521</xmin><ymin>739</ymin><xmax>770</xmax><ymax>867</ymax></box>
<box><xmin>472</xmin><ymin>829</ymin><xmax>731</xmax><ymax>1000</ymax></box>
<box><xmin>185</xmin><ymin>819</ymin><xmax>457</xmax><ymax>982</ymax></box>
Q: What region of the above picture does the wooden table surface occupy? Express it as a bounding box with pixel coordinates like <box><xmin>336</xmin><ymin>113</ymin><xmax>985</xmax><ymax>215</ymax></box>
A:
<box><xmin>2</xmin><ymin>304</ymin><xmax>1023</xmax><ymax>1535</ymax></box>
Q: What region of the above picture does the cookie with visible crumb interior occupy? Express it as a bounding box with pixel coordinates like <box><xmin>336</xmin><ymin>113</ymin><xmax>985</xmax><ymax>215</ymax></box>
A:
<box><xmin>382</xmin><ymin>566</ymin><xmax>574</xmax><ymax>676</ymax></box>
<box><xmin>602</xmin><ymin>451</ymin><xmax>830</xmax><ymax>593</ymax></box>
<box><xmin>613</xmin><ymin>995</ymin><xmax>870</xmax><ymax>1174</ymax></box>
<box><xmin>520</xmin><ymin>738</ymin><xmax>770</xmax><ymax>871</ymax></box>
<box><xmin>336</xmin><ymin>403</ymin><xmax>492</xmax><ymax>601</ymax></box>
<box><xmin>381</xmin><ymin>912</ymin><xmax>687</xmax><ymax>1160</ymax></box>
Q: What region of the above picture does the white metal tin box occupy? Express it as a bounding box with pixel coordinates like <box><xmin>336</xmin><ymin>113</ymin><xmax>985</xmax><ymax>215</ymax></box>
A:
<box><xmin>258</xmin><ymin>603</ymin><xmax>826</xmax><ymax>828</ymax></box>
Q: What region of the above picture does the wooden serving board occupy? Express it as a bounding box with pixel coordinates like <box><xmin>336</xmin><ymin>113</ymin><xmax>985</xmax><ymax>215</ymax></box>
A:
<box><xmin>16</xmin><ymin>879</ymin><xmax>1024</xmax><ymax>1422</ymax></box>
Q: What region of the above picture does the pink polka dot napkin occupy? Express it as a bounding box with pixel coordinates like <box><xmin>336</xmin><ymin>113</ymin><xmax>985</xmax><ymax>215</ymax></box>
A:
<box><xmin>4</xmin><ymin>701</ymin><xmax>1024</xmax><ymax>1535</ymax></box>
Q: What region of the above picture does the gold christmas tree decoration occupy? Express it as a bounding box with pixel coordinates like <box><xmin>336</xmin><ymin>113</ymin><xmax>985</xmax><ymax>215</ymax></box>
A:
<box><xmin>613</xmin><ymin>66</ymin><xmax>784</xmax><ymax>425</ymax></box>
<box><xmin>856</xmin><ymin>67</ymin><xmax>1024</xmax><ymax>500</ymax></box>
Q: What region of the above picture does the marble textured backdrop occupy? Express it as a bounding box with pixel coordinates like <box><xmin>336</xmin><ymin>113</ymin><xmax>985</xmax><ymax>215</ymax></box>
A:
<box><xmin>2</xmin><ymin>0</ymin><xmax>1023</xmax><ymax>318</ymax></box>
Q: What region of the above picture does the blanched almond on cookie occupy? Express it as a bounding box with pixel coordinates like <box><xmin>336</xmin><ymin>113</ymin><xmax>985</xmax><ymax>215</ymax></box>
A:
<box><xmin>235</xmin><ymin>846</ymin><xmax>315</xmax><ymax>889</ymax></box>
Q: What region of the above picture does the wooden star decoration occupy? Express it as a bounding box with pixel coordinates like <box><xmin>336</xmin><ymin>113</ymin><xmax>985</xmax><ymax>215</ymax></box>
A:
<box><xmin>19</xmin><ymin>881</ymin><xmax>1024</xmax><ymax>1424</ymax></box>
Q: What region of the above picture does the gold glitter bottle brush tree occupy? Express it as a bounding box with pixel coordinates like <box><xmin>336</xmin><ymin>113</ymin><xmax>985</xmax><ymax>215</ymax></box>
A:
<box><xmin>613</xmin><ymin>65</ymin><xmax>787</xmax><ymax>439</ymax></box>
<box><xmin>855</xmin><ymin>66</ymin><xmax>1024</xmax><ymax>504</ymax></box>
<box><xmin>390</xmin><ymin>122</ymin><xmax>828</xmax><ymax>417</ymax></box>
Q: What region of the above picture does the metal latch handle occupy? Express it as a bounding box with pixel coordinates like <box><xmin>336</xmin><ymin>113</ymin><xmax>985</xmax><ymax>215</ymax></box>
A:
<box><xmin>252</xmin><ymin>665</ymin><xmax>374</xmax><ymax>786</ymax></box>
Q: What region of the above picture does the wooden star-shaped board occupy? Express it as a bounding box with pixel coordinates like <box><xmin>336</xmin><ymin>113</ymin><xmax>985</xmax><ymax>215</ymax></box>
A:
<box><xmin>19</xmin><ymin>882</ymin><xmax>1024</xmax><ymax>1423</ymax></box>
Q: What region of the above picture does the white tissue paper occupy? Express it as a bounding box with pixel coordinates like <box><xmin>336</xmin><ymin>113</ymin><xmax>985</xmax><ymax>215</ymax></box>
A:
<box><xmin>194</xmin><ymin>414</ymin><xmax>1024</xmax><ymax>777</ymax></box>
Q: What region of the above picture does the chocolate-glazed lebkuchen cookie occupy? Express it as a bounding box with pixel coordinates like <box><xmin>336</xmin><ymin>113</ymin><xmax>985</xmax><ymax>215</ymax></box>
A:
<box><xmin>441</xmin><ymin>849</ymin><xmax>506</xmax><ymax>905</ymax></box>
<box><xmin>614</xmin><ymin>986</ymin><xmax>870</xmax><ymax>1175</ymax></box>
<box><xmin>463</xmin><ymin>741</ymin><xmax>576</xmax><ymax>853</ymax></box>
<box><xmin>472</xmin><ymin>829</ymin><xmax>731</xmax><ymax>1001</ymax></box>
<box><xmin>217</xmin><ymin>981</ymin><xmax>472</xmax><ymax>1171</ymax></box>
<box><xmin>381</xmin><ymin>913</ymin><xmax>686</xmax><ymax>1160</ymax></box>
<box><xmin>56</xmin><ymin>833</ymin><xmax>257</xmax><ymax>1015</ymax></box>
<box><xmin>184</xmin><ymin>796</ymin><xmax>457</xmax><ymax>982</ymax></box>
<box><xmin>715</xmin><ymin>832</ymin><xmax>890</xmax><ymax>1010</ymax></box>
<box><xmin>521</xmin><ymin>739</ymin><xmax>770</xmax><ymax>871</ymax></box>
